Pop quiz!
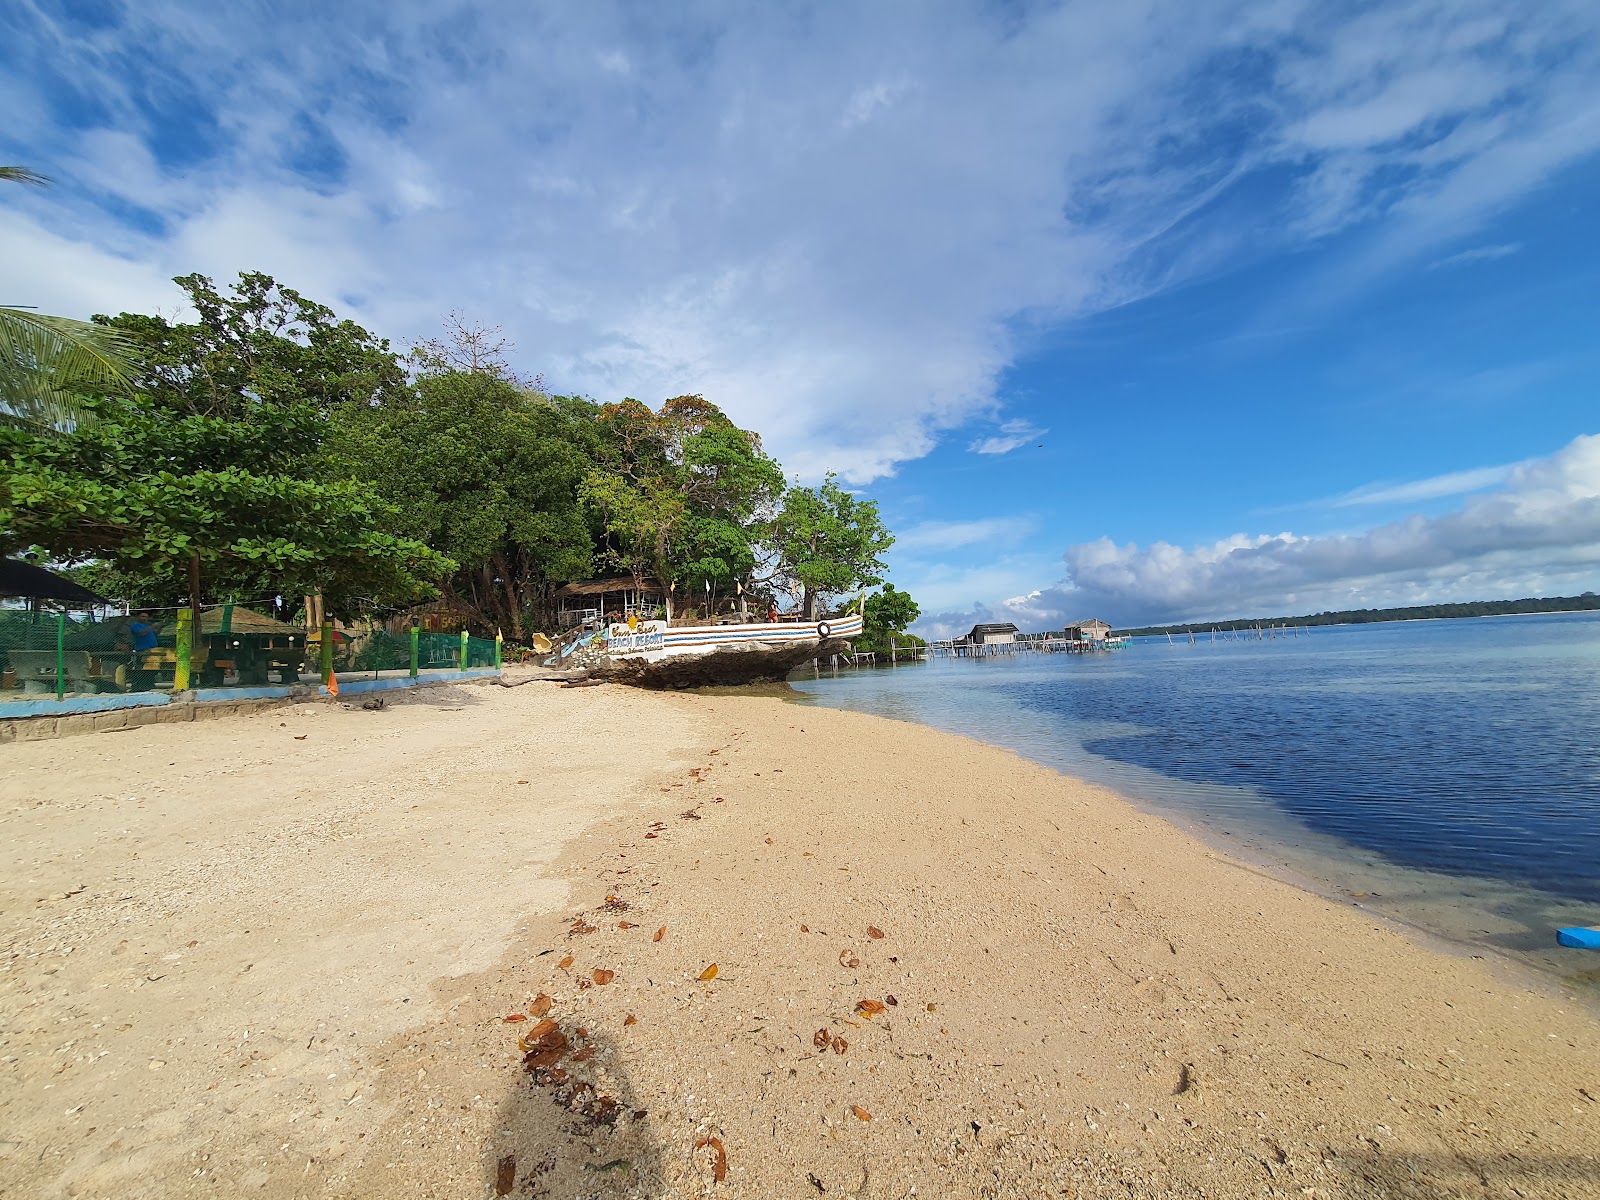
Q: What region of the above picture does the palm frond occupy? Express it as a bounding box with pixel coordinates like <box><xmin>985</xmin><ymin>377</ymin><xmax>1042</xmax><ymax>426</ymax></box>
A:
<box><xmin>0</xmin><ymin>308</ymin><xmax>141</xmax><ymax>430</ymax></box>
<box><xmin>0</xmin><ymin>166</ymin><xmax>51</xmax><ymax>186</ymax></box>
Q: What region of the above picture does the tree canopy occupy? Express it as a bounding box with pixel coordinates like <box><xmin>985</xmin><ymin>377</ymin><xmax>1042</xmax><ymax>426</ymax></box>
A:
<box><xmin>772</xmin><ymin>474</ymin><xmax>894</xmax><ymax>618</ymax></box>
<box><xmin>0</xmin><ymin>269</ymin><xmax>904</xmax><ymax>635</ymax></box>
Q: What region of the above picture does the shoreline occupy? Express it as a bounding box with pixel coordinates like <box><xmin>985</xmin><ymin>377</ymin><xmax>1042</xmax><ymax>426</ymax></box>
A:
<box><xmin>800</xmin><ymin>687</ymin><xmax>1596</xmax><ymax>1008</ymax></box>
<box><xmin>4</xmin><ymin>682</ymin><xmax>1598</xmax><ymax>1197</ymax></box>
<box><xmin>788</xmin><ymin>659</ymin><xmax>1600</xmax><ymax>1002</ymax></box>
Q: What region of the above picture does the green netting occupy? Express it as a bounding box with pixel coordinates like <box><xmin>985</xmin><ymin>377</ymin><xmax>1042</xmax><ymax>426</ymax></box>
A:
<box><xmin>465</xmin><ymin>634</ymin><xmax>498</xmax><ymax>669</ymax></box>
<box><xmin>2</xmin><ymin>606</ymin><xmax>501</xmax><ymax>703</ymax></box>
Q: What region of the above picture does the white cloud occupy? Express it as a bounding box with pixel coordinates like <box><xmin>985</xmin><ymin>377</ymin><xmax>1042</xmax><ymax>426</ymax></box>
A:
<box><xmin>3</xmin><ymin>2</ymin><xmax>1598</xmax><ymax>481</ymax></box>
<box><xmin>1427</xmin><ymin>242</ymin><xmax>1521</xmax><ymax>269</ymax></box>
<box><xmin>1329</xmin><ymin>460</ymin><xmax>1526</xmax><ymax>507</ymax></box>
<box><xmin>968</xmin><ymin>418</ymin><xmax>1046</xmax><ymax>456</ymax></box>
<box><xmin>895</xmin><ymin>515</ymin><xmax>1036</xmax><ymax>553</ymax></box>
<box><xmin>957</xmin><ymin>433</ymin><xmax>1600</xmax><ymax>630</ymax></box>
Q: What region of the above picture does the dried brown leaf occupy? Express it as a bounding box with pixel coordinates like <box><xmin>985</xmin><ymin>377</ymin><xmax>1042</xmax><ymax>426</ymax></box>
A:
<box><xmin>653</xmin><ymin>926</ymin><xmax>666</xmax><ymax>942</ymax></box>
<box><xmin>681</xmin><ymin>808</ymin><xmax>701</xmax><ymax>820</ymax></box>
<box><xmin>800</xmin><ymin>924</ymin><xmax>809</xmax><ymax>933</ymax></box>
<box><xmin>852</xmin><ymin>1105</ymin><xmax>872</xmax><ymax>1122</ymax></box>
<box><xmin>557</xmin><ymin>955</ymin><xmax>574</xmax><ymax>970</ymax></box>
<box><xmin>698</xmin><ymin>963</ymin><xmax>719</xmax><ymax>981</ymax></box>
<box><xmin>570</xmin><ymin>919</ymin><xmax>596</xmax><ymax>935</ymax></box>
<box><xmin>503</xmin><ymin>1013</ymin><xmax>527</xmax><ymax>1023</ymax></box>
<box><xmin>764</xmin><ymin>837</ymin><xmax>773</xmax><ymax>845</ymax></box>
<box><xmin>293</xmin><ymin>734</ymin><xmax>308</xmax><ymax>741</ymax></box>
<box><xmin>813</xmin><ymin>1027</ymin><xmax>831</xmax><ymax>1050</ymax></box>
<box><xmin>838</xmin><ymin>949</ymin><xmax>860</xmax><ymax>969</ymax></box>
<box><xmin>618</xmin><ymin>921</ymin><xmax>638</xmax><ymax>929</ymax></box>
<box><xmin>624</xmin><ymin>1013</ymin><xmax>638</xmax><ymax>1027</ymax></box>
<box><xmin>517</xmin><ymin>1018</ymin><xmax>567</xmax><ymax>1067</ymax></box>
<box><xmin>592</xmin><ymin>968</ymin><xmax>615</xmax><ymax>985</ymax></box>
<box><xmin>693</xmin><ymin>1136</ymin><xmax>729</xmax><ymax>1183</ymax></box>
<box><xmin>885</xmin><ymin>994</ymin><xmax>898</xmax><ymax>1006</ymax></box>
<box><xmin>866</xmin><ymin>926</ymin><xmax>885</xmax><ymax>940</ymax></box>
<box><xmin>530</xmin><ymin>993</ymin><xmax>552</xmax><ymax>1017</ymax></box>
<box><xmin>854</xmin><ymin>999</ymin><xmax>886</xmax><ymax>1017</ymax></box>
<box><xmin>832</xmin><ymin>1037</ymin><xmax>848</xmax><ymax>1055</ymax></box>
<box><xmin>516</xmin><ymin>780</ymin><xmax>529</xmax><ymax>785</ymax></box>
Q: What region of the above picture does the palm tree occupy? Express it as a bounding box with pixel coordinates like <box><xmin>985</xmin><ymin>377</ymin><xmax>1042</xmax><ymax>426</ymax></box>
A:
<box><xmin>1</xmin><ymin>166</ymin><xmax>139</xmax><ymax>428</ymax></box>
<box><xmin>0</xmin><ymin>307</ymin><xmax>141</xmax><ymax>429</ymax></box>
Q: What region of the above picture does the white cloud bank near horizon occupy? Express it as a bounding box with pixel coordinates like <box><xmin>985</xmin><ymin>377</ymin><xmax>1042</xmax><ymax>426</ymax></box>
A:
<box><xmin>3</xmin><ymin>1</ymin><xmax>1599</xmax><ymax>482</ymax></box>
<box><xmin>913</xmin><ymin>433</ymin><xmax>1600</xmax><ymax>636</ymax></box>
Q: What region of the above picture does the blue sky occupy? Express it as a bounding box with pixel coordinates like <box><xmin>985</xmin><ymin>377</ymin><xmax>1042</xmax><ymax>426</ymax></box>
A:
<box><xmin>4</xmin><ymin>0</ymin><xmax>1599</xmax><ymax>632</ymax></box>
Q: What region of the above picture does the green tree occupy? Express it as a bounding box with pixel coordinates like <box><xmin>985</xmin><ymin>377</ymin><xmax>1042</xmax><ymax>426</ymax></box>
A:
<box><xmin>773</xmin><ymin>473</ymin><xmax>894</xmax><ymax>619</ymax></box>
<box><xmin>0</xmin><ymin>272</ymin><xmax>446</xmax><ymax>616</ymax></box>
<box><xmin>0</xmin><ymin>395</ymin><xmax>452</xmax><ymax>613</ymax></box>
<box><xmin>329</xmin><ymin>371</ymin><xmax>600</xmax><ymax>636</ymax></box>
<box><xmin>581</xmin><ymin>395</ymin><xmax>783</xmax><ymax>619</ymax></box>
<box><xmin>861</xmin><ymin>583</ymin><xmax>920</xmax><ymax>651</ymax></box>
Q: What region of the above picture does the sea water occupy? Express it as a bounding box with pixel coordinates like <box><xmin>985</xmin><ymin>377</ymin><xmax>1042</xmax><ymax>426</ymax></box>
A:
<box><xmin>788</xmin><ymin>611</ymin><xmax>1600</xmax><ymax>992</ymax></box>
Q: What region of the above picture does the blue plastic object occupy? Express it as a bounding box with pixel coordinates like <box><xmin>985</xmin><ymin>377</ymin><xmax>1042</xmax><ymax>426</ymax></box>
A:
<box><xmin>1556</xmin><ymin>927</ymin><xmax>1600</xmax><ymax>950</ymax></box>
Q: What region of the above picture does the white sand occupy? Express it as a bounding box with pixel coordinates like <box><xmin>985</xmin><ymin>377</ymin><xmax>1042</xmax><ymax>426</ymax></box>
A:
<box><xmin>2</xmin><ymin>682</ymin><xmax>1597</xmax><ymax>1198</ymax></box>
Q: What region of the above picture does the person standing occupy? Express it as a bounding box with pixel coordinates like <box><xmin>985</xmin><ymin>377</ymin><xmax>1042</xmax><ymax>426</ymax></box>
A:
<box><xmin>125</xmin><ymin>611</ymin><xmax>161</xmax><ymax>690</ymax></box>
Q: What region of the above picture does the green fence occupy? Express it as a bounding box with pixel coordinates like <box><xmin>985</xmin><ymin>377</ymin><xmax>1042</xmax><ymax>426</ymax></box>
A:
<box><xmin>0</xmin><ymin>605</ymin><xmax>502</xmax><ymax>703</ymax></box>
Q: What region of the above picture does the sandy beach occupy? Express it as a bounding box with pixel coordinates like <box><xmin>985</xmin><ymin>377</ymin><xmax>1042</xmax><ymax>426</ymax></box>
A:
<box><xmin>2</xmin><ymin>680</ymin><xmax>1597</xmax><ymax>1199</ymax></box>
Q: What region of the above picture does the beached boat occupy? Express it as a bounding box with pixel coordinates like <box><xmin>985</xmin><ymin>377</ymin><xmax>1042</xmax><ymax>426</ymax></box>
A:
<box><xmin>583</xmin><ymin>611</ymin><xmax>865</xmax><ymax>688</ymax></box>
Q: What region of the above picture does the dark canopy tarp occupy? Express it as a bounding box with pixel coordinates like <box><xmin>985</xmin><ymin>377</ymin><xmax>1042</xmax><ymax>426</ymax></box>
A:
<box><xmin>0</xmin><ymin>559</ymin><xmax>108</xmax><ymax>605</ymax></box>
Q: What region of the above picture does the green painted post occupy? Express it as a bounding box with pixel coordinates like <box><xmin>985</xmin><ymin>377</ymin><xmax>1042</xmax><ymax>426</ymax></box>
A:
<box><xmin>459</xmin><ymin>628</ymin><xmax>469</xmax><ymax>672</ymax></box>
<box><xmin>173</xmin><ymin>608</ymin><xmax>193</xmax><ymax>692</ymax></box>
<box><xmin>409</xmin><ymin>624</ymin><xmax>419</xmax><ymax>679</ymax></box>
<box><xmin>494</xmin><ymin>629</ymin><xmax>503</xmax><ymax>670</ymax></box>
<box><xmin>221</xmin><ymin>600</ymin><xmax>234</xmax><ymax>635</ymax></box>
<box><xmin>54</xmin><ymin>611</ymin><xmax>66</xmax><ymax>701</ymax></box>
<box><xmin>320</xmin><ymin>620</ymin><xmax>334</xmax><ymax>686</ymax></box>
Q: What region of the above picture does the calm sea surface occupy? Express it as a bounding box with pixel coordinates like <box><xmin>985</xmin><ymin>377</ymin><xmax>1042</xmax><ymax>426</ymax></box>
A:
<box><xmin>788</xmin><ymin>612</ymin><xmax>1600</xmax><ymax>990</ymax></box>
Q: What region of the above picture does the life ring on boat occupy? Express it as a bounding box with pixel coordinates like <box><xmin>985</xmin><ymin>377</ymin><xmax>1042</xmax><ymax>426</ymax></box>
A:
<box><xmin>816</xmin><ymin>621</ymin><xmax>832</xmax><ymax>638</ymax></box>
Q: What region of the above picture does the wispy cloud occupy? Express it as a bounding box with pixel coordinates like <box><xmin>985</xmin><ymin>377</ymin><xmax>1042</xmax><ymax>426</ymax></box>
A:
<box><xmin>1329</xmin><ymin>460</ymin><xmax>1526</xmax><ymax>507</ymax></box>
<box><xmin>1427</xmin><ymin>242</ymin><xmax>1522</xmax><ymax>270</ymax></box>
<box><xmin>968</xmin><ymin>419</ymin><xmax>1046</xmax><ymax>456</ymax></box>
<box><xmin>895</xmin><ymin>515</ymin><xmax>1036</xmax><ymax>554</ymax></box>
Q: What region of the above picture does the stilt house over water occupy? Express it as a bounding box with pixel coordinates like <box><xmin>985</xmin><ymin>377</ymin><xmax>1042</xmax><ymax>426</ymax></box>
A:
<box><xmin>964</xmin><ymin>622</ymin><xmax>1020</xmax><ymax>646</ymax></box>
<box><xmin>1064</xmin><ymin>618</ymin><xmax>1112</xmax><ymax>644</ymax></box>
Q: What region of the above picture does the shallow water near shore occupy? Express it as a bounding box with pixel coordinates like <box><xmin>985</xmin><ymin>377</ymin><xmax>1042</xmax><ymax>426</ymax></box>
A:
<box><xmin>789</xmin><ymin>611</ymin><xmax>1600</xmax><ymax>993</ymax></box>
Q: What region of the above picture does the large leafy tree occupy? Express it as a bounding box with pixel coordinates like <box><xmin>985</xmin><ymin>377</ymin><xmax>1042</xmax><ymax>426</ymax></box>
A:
<box><xmin>580</xmin><ymin>395</ymin><xmax>783</xmax><ymax>619</ymax></box>
<box><xmin>328</xmin><ymin>370</ymin><xmax>600</xmax><ymax>637</ymax></box>
<box><xmin>0</xmin><ymin>272</ymin><xmax>448</xmax><ymax>616</ymax></box>
<box><xmin>773</xmin><ymin>473</ymin><xmax>894</xmax><ymax>619</ymax></box>
<box><xmin>0</xmin><ymin>397</ymin><xmax>451</xmax><ymax>612</ymax></box>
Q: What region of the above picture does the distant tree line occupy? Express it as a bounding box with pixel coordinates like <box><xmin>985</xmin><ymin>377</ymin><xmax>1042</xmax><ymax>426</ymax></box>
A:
<box><xmin>1115</xmin><ymin>593</ymin><xmax>1600</xmax><ymax>638</ymax></box>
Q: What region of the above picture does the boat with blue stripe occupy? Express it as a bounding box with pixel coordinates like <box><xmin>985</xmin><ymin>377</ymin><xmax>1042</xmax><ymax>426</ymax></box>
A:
<box><xmin>594</xmin><ymin>610</ymin><xmax>865</xmax><ymax>688</ymax></box>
